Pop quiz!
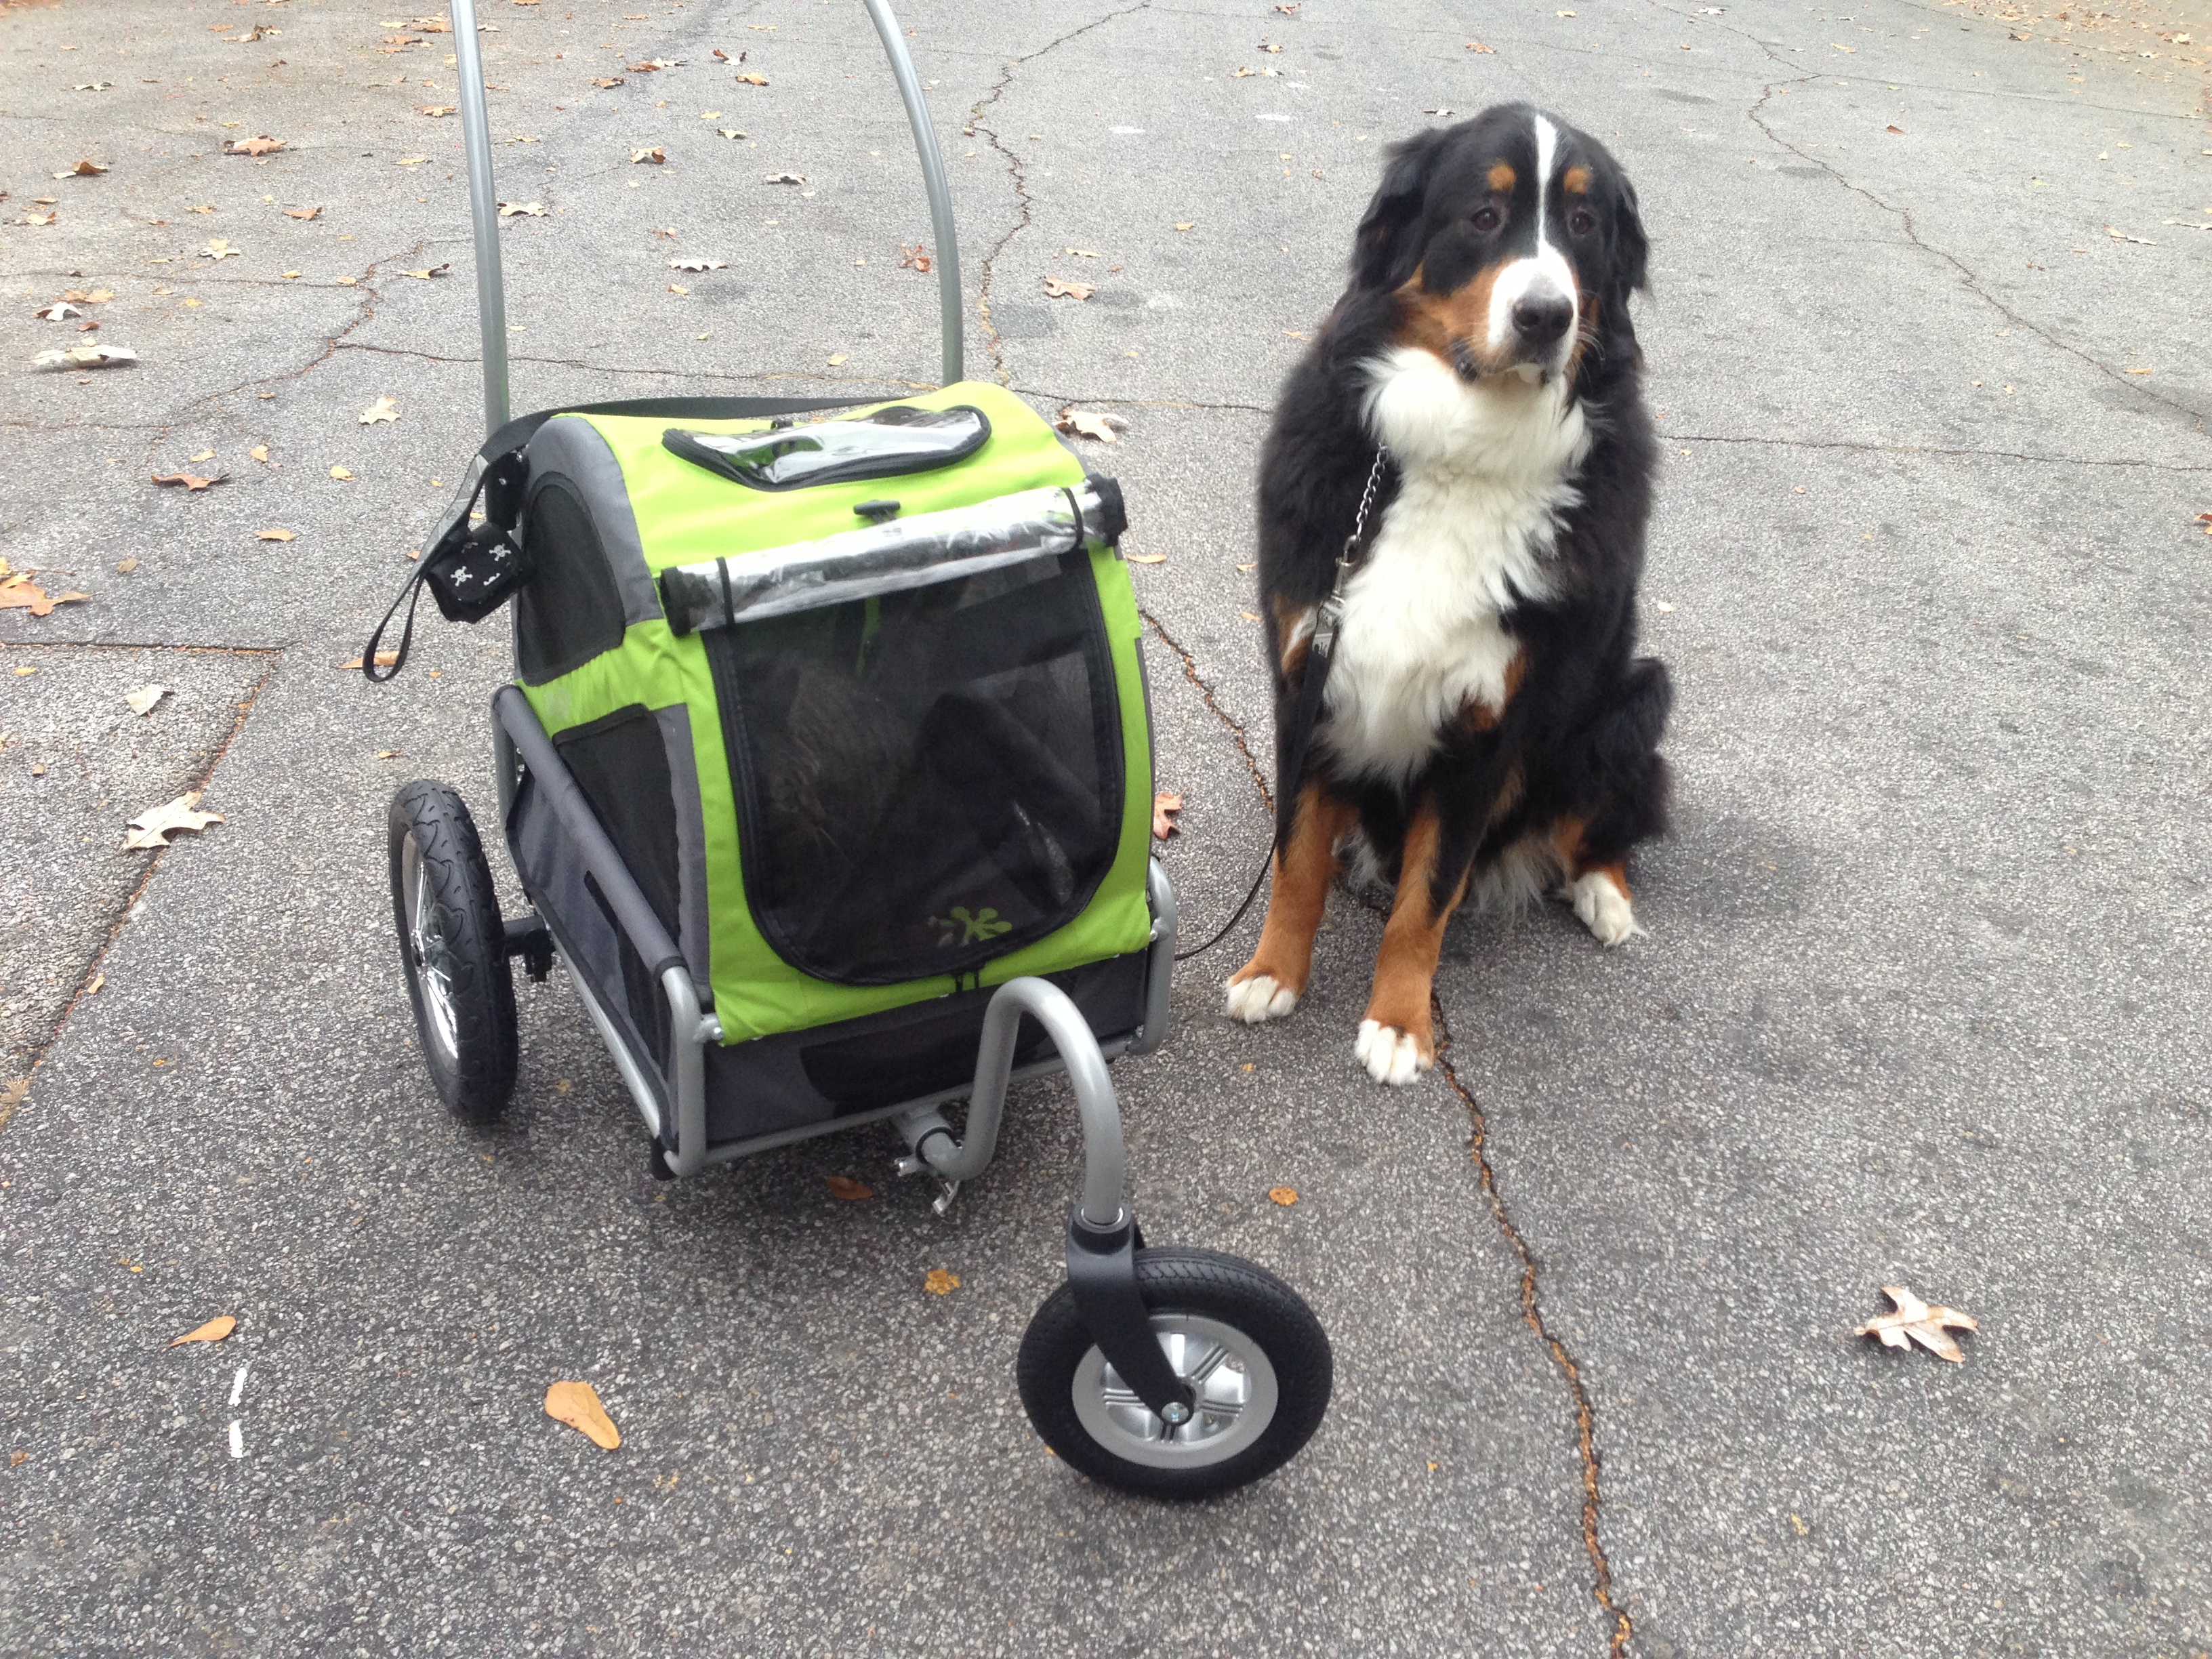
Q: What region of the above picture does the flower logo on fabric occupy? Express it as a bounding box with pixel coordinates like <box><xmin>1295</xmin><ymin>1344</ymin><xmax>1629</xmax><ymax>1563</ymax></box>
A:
<box><xmin>934</xmin><ymin>905</ymin><xmax>1011</xmax><ymax>946</ymax></box>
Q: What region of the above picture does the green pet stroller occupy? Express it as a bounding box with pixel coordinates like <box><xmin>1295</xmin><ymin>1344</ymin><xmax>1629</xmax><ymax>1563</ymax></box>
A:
<box><xmin>369</xmin><ymin>0</ymin><xmax>1331</xmax><ymax>1496</ymax></box>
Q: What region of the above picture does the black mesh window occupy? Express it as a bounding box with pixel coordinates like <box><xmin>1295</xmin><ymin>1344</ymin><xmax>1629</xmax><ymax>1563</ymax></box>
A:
<box><xmin>554</xmin><ymin>704</ymin><xmax>680</xmax><ymax>938</ymax></box>
<box><xmin>517</xmin><ymin>474</ymin><xmax>628</xmax><ymax>684</ymax></box>
<box><xmin>706</xmin><ymin>551</ymin><xmax>1123</xmax><ymax>986</ymax></box>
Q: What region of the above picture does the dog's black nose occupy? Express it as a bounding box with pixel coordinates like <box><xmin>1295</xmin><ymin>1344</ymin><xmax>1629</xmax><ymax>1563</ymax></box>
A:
<box><xmin>1510</xmin><ymin>292</ymin><xmax>1574</xmax><ymax>346</ymax></box>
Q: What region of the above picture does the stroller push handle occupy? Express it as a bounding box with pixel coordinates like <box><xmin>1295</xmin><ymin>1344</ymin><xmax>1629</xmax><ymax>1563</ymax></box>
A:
<box><xmin>445</xmin><ymin>0</ymin><xmax>965</xmax><ymax>438</ymax></box>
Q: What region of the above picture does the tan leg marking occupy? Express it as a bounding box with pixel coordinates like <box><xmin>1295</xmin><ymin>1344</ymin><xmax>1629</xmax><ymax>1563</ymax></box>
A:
<box><xmin>1225</xmin><ymin>783</ymin><xmax>1357</xmax><ymax>1023</ymax></box>
<box><xmin>1356</xmin><ymin>800</ymin><xmax>1469</xmax><ymax>1085</ymax></box>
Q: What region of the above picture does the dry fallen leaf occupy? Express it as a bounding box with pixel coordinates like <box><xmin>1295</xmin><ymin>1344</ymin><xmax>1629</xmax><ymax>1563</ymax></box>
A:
<box><xmin>419</xmin><ymin>104</ymin><xmax>457</xmax><ymax>117</ymax></box>
<box><xmin>125</xmin><ymin>683</ymin><xmax>167</xmax><ymax>716</ymax></box>
<box><xmin>115</xmin><ymin>556</ymin><xmax>140</xmax><ymax>573</ymax></box>
<box><xmin>341</xmin><ymin>650</ymin><xmax>401</xmax><ymax>670</ymax></box>
<box><xmin>544</xmin><ymin>1380</ymin><xmax>621</xmax><ymax>1449</ymax></box>
<box><xmin>2106</xmin><ymin>224</ymin><xmax>2155</xmax><ymax>245</ymax></box>
<box><xmin>59</xmin><ymin>159</ymin><xmax>109</xmax><ymax>177</ymax></box>
<box><xmin>1467</xmin><ymin>39</ymin><xmax>1496</xmax><ymax>52</ymax></box>
<box><xmin>499</xmin><ymin>201</ymin><xmax>547</xmax><ymax>217</ymax></box>
<box><xmin>1127</xmin><ymin>552</ymin><xmax>1165</xmax><ymax>564</ymax></box>
<box><xmin>1173</xmin><ymin>220</ymin><xmax>1196</xmax><ymax>232</ymax></box>
<box><xmin>923</xmin><ymin>1268</ymin><xmax>960</xmax><ymax>1296</ymax></box>
<box><xmin>402</xmin><ymin>264</ymin><xmax>451</xmax><ymax>281</ymax></box>
<box><xmin>1855</xmin><ymin>1284</ymin><xmax>1978</xmax><ymax>1364</ymax></box>
<box><xmin>1151</xmin><ymin>791</ymin><xmax>1183</xmax><ymax>839</ymax></box>
<box><xmin>255</xmin><ymin>528</ymin><xmax>297</xmax><ymax>542</ymax></box>
<box><xmin>735</xmin><ymin>72</ymin><xmax>770</xmax><ymax>86</ymax></box>
<box><xmin>284</xmin><ymin>205</ymin><xmax>321</xmax><ymax>220</ymax></box>
<box><xmin>201</xmin><ymin>237</ymin><xmax>239</xmax><ymax>260</ymax></box>
<box><xmin>1042</xmin><ymin>276</ymin><xmax>1095</xmax><ymax>300</ymax></box>
<box><xmin>359</xmin><ymin>396</ymin><xmax>401</xmax><ymax>424</ymax></box>
<box><xmin>0</xmin><ymin>577</ymin><xmax>87</xmax><ymax>617</ymax></box>
<box><xmin>188</xmin><ymin>449</ymin><xmax>217</xmax><ymax>463</ymax></box>
<box><xmin>825</xmin><ymin>1175</ymin><xmax>874</xmax><ymax>1201</ymax></box>
<box><xmin>592</xmin><ymin>75</ymin><xmax>624</xmax><ymax>87</ymax></box>
<box><xmin>1056</xmin><ymin>407</ymin><xmax>1125</xmax><ymax>443</ymax></box>
<box><xmin>669</xmin><ymin>257</ymin><xmax>726</xmax><ymax>272</ymax></box>
<box><xmin>630</xmin><ymin>57</ymin><xmax>681</xmax><ymax>70</ymax></box>
<box><xmin>632</xmin><ymin>146</ymin><xmax>667</xmax><ymax>164</ymax></box>
<box><xmin>827</xmin><ymin>352</ymin><xmax>849</xmax><ymax>366</ymax></box>
<box><xmin>1267</xmin><ymin>1186</ymin><xmax>1298</xmax><ymax>1206</ymax></box>
<box><xmin>123</xmin><ymin>790</ymin><xmax>224</xmax><ymax>851</ymax></box>
<box><xmin>228</xmin><ymin>136</ymin><xmax>285</xmax><ymax>157</ymax></box>
<box><xmin>152</xmin><ymin>472</ymin><xmax>225</xmax><ymax>492</ymax></box>
<box><xmin>35</xmin><ymin>344</ymin><xmax>139</xmax><ymax>369</ymax></box>
<box><xmin>169</xmin><ymin>1315</ymin><xmax>237</xmax><ymax>1347</ymax></box>
<box><xmin>898</xmin><ymin>243</ymin><xmax>933</xmax><ymax>272</ymax></box>
<box><xmin>1886</xmin><ymin>124</ymin><xmax>1905</xmax><ymax>134</ymax></box>
<box><xmin>376</xmin><ymin>747</ymin><xmax>404</xmax><ymax>760</ymax></box>
<box><xmin>35</xmin><ymin>300</ymin><xmax>83</xmax><ymax>321</ymax></box>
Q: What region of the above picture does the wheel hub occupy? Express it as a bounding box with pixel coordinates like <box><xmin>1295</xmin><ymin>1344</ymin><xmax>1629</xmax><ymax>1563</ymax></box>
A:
<box><xmin>1071</xmin><ymin>1312</ymin><xmax>1279</xmax><ymax>1470</ymax></box>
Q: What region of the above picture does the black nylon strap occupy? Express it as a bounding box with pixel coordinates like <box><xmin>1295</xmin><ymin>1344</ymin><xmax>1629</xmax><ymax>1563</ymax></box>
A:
<box><xmin>357</xmin><ymin>392</ymin><xmax>863</xmax><ymax>682</ymax></box>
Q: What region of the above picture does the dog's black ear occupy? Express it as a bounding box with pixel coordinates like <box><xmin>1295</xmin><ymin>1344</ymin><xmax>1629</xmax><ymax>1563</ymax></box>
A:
<box><xmin>1351</xmin><ymin>131</ymin><xmax>1442</xmax><ymax>291</ymax></box>
<box><xmin>1613</xmin><ymin>176</ymin><xmax>1650</xmax><ymax>296</ymax></box>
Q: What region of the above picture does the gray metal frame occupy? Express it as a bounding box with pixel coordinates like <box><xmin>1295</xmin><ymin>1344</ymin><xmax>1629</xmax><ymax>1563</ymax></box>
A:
<box><xmin>491</xmin><ymin>690</ymin><xmax>1177</xmax><ymax>1182</ymax></box>
<box><xmin>455</xmin><ymin>5</ymin><xmax>1166</xmax><ymax>1227</ymax></box>
<box><xmin>446</xmin><ymin>0</ymin><xmax>963</xmax><ymax>434</ymax></box>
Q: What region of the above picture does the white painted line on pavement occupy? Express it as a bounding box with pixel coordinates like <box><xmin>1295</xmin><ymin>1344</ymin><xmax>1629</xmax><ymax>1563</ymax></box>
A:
<box><xmin>228</xmin><ymin>1420</ymin><xmax>244</xmax><ymax>1459</ymax></box>
<box><xmin>228</xmin><ymin>1366</ymin><xmax>248</xmax><ymax>1408</ymax></box>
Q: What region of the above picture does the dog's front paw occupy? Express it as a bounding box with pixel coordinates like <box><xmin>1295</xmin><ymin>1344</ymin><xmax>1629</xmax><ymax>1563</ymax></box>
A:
<box><xmin>1225</xmin><ymin>971</ymin><xmax>1300</xmax><ymax>1023</ymax></box>
<box><xmin>1355</xmin><ymin>1018</ymin><xmax>1432</xmax><ymax>1086</ymax></box>
<box><xmin>1565</xmin><ymin>871</ymin><xmax>1646</xmax><ymax>948</ymax></box>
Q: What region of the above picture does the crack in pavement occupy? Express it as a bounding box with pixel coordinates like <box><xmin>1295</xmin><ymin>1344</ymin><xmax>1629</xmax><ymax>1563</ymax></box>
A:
<box><xmin>0</xmin><ymin>647</ymin><xmax>282</xmax><ymax>1134</ymax></box>
<box><xmin>176</xmin><ymin>240</ymin><xmax>426</xmax><ymax>417</ymax></box>
<box><xmin>966</xmin><ymin>1</ymin><xmax>1151</xmax><ymax>386</ymax></box>
<box><xmin>1017</xmin><ymin>386</ymin><xmax>1272</xmax><ymax>416</ymax></box>
<box><xmin>1145</xmin><ymin>604</ymin><xmax>1631</xmax><ymax>1656</ymax></box>
<box><xmin>1738</xmin><ymin>75</ymin><xmax>2211</xmax><ymax>441</ymax></box>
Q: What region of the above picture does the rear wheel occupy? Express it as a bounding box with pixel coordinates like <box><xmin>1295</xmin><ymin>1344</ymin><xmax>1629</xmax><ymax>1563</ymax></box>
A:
<box><xmin>388</xmin><ymin>780</ymin><xmax>518</xmax><ymax>1122</ymax></box>
<box><xmin>1017</xmin><ymin>1246</ymin><xmax>1332</xmax><ymax>1498</ymax></box>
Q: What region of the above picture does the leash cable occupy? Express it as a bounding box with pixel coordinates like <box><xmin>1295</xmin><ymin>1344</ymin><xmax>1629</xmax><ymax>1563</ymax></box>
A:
<box><xmin>1172</xmin><ymin>447</ymin><xmax>1388</xmax><ymax>964</ymax></box>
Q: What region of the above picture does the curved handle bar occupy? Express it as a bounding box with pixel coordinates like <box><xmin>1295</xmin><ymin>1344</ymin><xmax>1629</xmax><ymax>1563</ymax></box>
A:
<box><xmin>447</xmin><ymin>0</ymin><xmax>963</xmax><ymax>438</ymax></box>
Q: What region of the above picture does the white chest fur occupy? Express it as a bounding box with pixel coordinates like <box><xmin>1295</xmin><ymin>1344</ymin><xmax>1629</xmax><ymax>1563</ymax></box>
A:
<box><xmin>1322</xmin><ymin>345</ymin><xmax>1590</xmax><ymax>785</ymax></box>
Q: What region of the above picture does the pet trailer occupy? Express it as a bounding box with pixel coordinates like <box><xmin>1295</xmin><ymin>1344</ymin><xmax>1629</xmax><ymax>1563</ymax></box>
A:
<box><xmin>369</xmin><ymin>0</ymin><xmax>1332</xmax><ymax>1496</ymax></box>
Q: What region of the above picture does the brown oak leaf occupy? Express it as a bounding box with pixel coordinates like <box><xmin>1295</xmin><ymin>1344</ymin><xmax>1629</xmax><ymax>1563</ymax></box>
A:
<box><xmin>1152</xmin><ymin>791</ymin><xmax>1183</xmax><ymax>839</ymax></box>
<box><xmin>1854</xmin><ymin>1284</ymin><xmax>1979</xmax><ymax>1364</ymax></box>
<box><xmin>122</xmin><ymin>790</ymin><xmax>224</xmax><ymax>851</ymax></box>
<box><xmin>544</xmin><ymin>1380</ymin><xmax>621</xmax><ymax>1448</ymax></box>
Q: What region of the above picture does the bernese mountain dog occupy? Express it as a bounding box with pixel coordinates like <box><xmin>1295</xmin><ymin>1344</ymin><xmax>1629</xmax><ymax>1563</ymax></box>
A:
<box><xmin>1226</xmin><ymin>102</ymin><xmax>1672</xmax><ymax>1086</ymax></box>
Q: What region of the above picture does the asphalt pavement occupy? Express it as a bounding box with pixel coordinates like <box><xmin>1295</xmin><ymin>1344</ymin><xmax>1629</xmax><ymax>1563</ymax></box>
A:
<box><xmin>3</xmin><ymin>0</ymin><xmax>2209</xmax><ymax>1654</ymax></box>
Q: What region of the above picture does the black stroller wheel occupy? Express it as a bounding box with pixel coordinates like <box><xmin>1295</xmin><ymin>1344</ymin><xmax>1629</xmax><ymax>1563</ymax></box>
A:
<box><xmin>1017</xmin><ymin>1246</ymin><xmax>1332</xmax><ymax>1498</ymax></box>
<box><xmin>388</xmin><ymin>780</ymin><xmax>518</xmax><ymax>1123</ymax></box>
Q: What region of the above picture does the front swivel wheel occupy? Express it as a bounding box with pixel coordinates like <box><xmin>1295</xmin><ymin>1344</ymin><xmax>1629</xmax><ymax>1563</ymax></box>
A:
<box><xmin>1017</xmin><ymin>1246</ymin><xmax>1331</xmax><ymax>1498</ymax></box>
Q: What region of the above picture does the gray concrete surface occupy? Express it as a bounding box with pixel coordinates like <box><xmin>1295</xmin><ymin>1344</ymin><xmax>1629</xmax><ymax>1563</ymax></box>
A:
<box><xmin>3</xmin><ymin>0</ymin><xmax>2209</xmax><ymax>1654</ymax></box>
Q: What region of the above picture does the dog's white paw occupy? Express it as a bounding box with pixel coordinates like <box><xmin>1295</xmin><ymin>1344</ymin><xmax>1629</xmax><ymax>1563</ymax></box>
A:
<box><xmin>1355</xmin><ymin>1019</ymin><xmax>1430</xmax><ymax>1086</ymax></box>
<box><xmin>1225</xmin><ymin>972</ymin><xmax>1299</xmax><ymax>1023</ymax></box>
<box><xmin>1565</xmin><ymin>872</ymin><xmax>1647</xmax><ymax>947</ymax></box>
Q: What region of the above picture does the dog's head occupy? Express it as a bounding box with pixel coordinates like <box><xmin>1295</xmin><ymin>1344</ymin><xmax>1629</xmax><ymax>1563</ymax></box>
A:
<box><xmin>1351</xmin><ymin>104</ymin><xmax>1648</xmax><ymax>388</ymax></box>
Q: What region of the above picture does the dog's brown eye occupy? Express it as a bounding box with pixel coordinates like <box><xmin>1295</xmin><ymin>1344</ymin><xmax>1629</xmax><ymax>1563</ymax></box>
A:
<box><xmin>1568</xmin><ymin>206</ymin><xmax>1597</xmax><ymax>236</ymax></box>
<box><xmin>1473</xmin><ymin>205</ymin><xmax>1502</xmax><ymax>232</ymax></box>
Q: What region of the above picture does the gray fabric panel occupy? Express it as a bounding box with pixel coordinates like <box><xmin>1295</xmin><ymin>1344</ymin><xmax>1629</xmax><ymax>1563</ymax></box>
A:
<box><xmin>653</xmin><ymin>702</ymin><xmax>712</xmax><ymax>986</ymax></box>
<box><xmin>509</xmin><ymin>775</ymin><xmax>670</xmax><ymax>1105</ymax></box>
<box><xmin>524</xmin><ymin>415</ymin><xmax>660</xmax><ymax>626</ymax></box>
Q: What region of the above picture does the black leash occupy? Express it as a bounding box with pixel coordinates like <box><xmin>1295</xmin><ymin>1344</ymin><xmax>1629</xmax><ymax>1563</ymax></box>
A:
<box><xmin>1174</xmin><ymin>447</ymin><xmax>1388</xmax><ymax>963</ymax></box>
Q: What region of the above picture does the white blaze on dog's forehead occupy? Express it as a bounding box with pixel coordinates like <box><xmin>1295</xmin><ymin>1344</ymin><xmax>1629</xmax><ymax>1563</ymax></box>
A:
<box><xmin>1486</xmin><ymin>110</ymin><xmax>1577</xmax><ymax>356</ymax></box>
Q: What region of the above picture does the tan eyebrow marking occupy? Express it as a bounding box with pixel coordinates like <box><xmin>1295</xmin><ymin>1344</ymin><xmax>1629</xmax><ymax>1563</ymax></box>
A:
<box><xmin>1562</xmin><ymin>164</ymin><xmax>1592</xmax><ymax>194</ymax></box>
<box><xmin>1487</xmin><ymin>160</ymin><xmax>1516</xmax><ymax>191</ymax></box>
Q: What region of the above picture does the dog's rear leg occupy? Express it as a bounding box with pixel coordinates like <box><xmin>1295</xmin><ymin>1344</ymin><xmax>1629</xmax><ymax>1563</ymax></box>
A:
<box><xmin>1357</xmin><ymin>799</ymin><xmax>1469</xmax><ymax>1085</ymax></box>
<box><xmin>1553</xmin><ymin>818</ymin><xmax>1648</xmax><ymax>948</ymax></box>
<box><xmin>1225</xmin><ymin>781</ymin><xmax>1356</xmax><ymax>1023</ymax></box>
